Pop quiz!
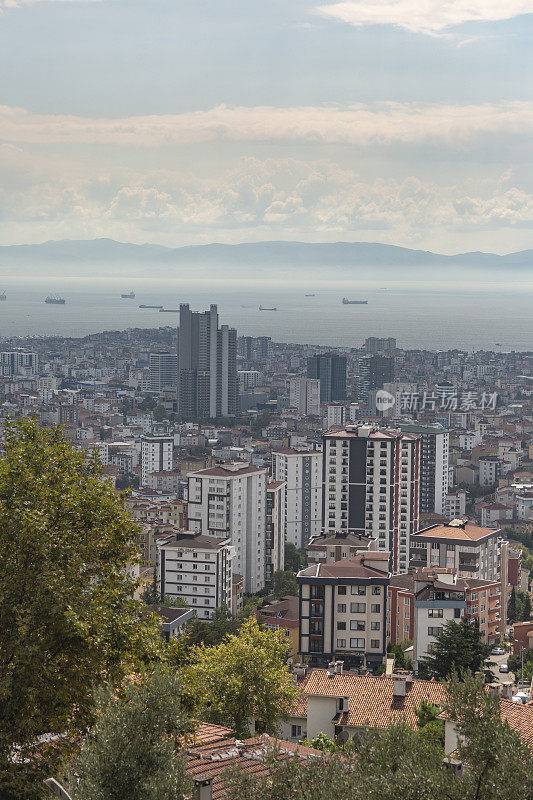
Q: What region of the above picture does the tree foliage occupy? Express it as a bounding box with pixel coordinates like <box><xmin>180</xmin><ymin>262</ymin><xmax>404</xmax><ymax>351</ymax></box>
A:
<box><xmin>419</xmin><ymin>618</ymin><xmax>490</xmax><ymax>679</ymax></box>
<box><xmin>0</xmin><ymin>418</ymin><xmax>162</xmax><ymax>799</ymax></box>
<box><xmin>272</xmin><ymin>569</ymin><xmax>298</xmax><ymax>599</ymax></box>
<box><xmin>65</xmin><ymin>668</ymin><xmax>191</xmax><ymax>800</ymax></box>
<box><xmin>184</xmin><ymin>617</ymin><xmax>298</xmax><ymax>737</ymax></box>
<box><xmin>284</xmin><ymin>542</ymin><xmax>306</xmax><ymax>573</ymax></box>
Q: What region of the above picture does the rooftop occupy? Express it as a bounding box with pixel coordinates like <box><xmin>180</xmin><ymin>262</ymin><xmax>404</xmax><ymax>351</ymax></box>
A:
<box><xmin>190</xmin><ymin>463</ymin><xmax>267</xmax><ymax>477</ymax></box>
<box><xmin>412</xmin><ymin>519</ymin><xmax>500</xmax><ymax>543</ymax></box>
<box><xmin>158</xmin><ymin>530</ymin><xmax>230</xmax><ymax>550</ymax></box>
<box><xmin>298</xmin><ymin>553</ymin><xmax>390</xmax><ymax>581</ymax></box>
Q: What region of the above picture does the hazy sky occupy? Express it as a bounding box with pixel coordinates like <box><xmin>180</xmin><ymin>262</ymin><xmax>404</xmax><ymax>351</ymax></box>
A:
<box><xmin>1</xmin><ymin>0</ymin><xmax>533</xmax><ymax>253</ymax></box>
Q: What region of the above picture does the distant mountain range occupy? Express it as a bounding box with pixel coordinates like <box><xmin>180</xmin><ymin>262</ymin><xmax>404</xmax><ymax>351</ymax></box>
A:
<box><xmin>0</xmin><ymin>238</ymin><xmax>531</xmax><ymax>272</ymax></box>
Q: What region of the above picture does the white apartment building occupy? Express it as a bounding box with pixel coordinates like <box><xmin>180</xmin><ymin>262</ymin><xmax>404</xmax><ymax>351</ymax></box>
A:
<box><xmin>187</xmin><ymin>463</ymin><xmax>268</xmax><ymax>593</ymax></box>
<box><xmin>141</xmin><ymin>435</ymin><xmax>173</xmax><ymax>486</ymax></box>
<box><xmin>479</xmin><ymin>456</ymin><xmax>501</xmax><ymax>487</ymax></box>
<box><xmin>325</xmin><ymin>404</ymin><xmax>346</xmax><ymax>430</ymax></box>
<box><xmin>322</xmin><ymin>425</ymin><xmax>421</xmax><ymax>574</ymax></box>
<box><xmin>266</xmin><ymin>480</ymin><xmax>285</xmax><ymax>588</ymax></box>
<box><xmin>396</xmin><ymin>423</ymin><xmax>449</xmax><ymax>515</ymax></box>
<box><xmin>444</xmin><ymin>490</ymin><xmax>467</xmax><ymax>519</ymax></box>
<box><xmin>272</xmin><ymin>448</ymin><xmax>323</xmax><ymax>549</ymax></box>
<box><xmin>297</xmin><ymin>551</ymin><xmax>390</xmax><ymax>671</ymax></box>
<box><xmin>157</xmin><ymin>531</ymin><xmax>233</xmax><ymax>619</ymax></box>
<box><xmin>0</xmin><ymin>350</ymin><xmax>38</xmax><ymax>377</ymax></box>
<box><xmin>289</xmin><ymin>377</ymin><xmax>320</xmax><ymax>417</ymax></box>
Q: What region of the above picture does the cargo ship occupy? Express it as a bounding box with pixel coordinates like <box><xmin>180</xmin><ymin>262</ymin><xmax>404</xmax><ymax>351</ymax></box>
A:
<box><xmin>45</xmin><ymin>295</ymin><xmax>66</xmax><ymax>304</ymax></box>
<box><xmin>139</xmin><ymin>305</ymin><xmax>163</xmax><ymax>309</ymax></box>
<box><xmin>121</xmin><ymin>290</ymin><xmax>135</xmax><ymax>299</ymax></box>
<box><xmin>159</xmin><ymin>308</ymin><xmax>179</xmax><ymax>313</ymax></box>
<box><xmin>342</xmin><ymin>298</ymin><xmax>368</xmax><ymax>305</ymax></box>
<box><xmin>259</xmin><ymin>305</ymin><xmax>277</xmax><ymax>311</ymax></box>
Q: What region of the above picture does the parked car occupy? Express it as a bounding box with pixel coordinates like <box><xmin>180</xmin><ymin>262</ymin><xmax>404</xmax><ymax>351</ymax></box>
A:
<box><xmin>499</xmin><ymin>664</ymin><xmax>509</xmax><ymax>673</ymax></box>
<box><xmin>491</xmin><ymin>646</ymin><xmax>506</xmax><ymax>656</ymax></box>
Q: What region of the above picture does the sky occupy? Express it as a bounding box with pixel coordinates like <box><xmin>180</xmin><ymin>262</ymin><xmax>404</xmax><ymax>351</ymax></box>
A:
<box><xmin>1</xmin><ymin>0</ymin><xmax>533</xmax><ymax>253</ymax></box>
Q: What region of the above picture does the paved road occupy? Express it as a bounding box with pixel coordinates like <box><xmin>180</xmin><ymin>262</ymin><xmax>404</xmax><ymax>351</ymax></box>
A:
<box><xmin>487</xmin><ymin>651</ymin><xmax>515</xmax><ymax>684</ymax></box>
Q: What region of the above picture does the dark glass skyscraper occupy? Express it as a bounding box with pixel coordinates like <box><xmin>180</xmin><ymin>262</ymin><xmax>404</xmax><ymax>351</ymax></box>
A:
<box><xmin>307</xmin><ymin>352</ymin><xmax>347</xmax><ymax>402</ymax></box>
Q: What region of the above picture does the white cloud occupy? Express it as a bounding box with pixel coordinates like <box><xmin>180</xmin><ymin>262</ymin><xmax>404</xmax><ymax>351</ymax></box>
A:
<box><xmin>1</xmin><ymin>101</ymin><xmax>533</xmax><ymax>149</ymax></box>
<box><xmin>317</xmin><ymin>1</ymin><xmax>533</xmax><ymax>35</ymax></box>
<box><xmin>2</xmin><ymin>149</ymin><xmax>533</xmax><ymax>249</ymax></box>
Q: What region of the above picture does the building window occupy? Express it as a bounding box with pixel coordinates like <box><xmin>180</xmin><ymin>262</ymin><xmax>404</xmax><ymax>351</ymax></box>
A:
<box><xmin>350</xmin><ymin>638</ymin><xmax>365</xmax><ymax>649</ymax></box>
<box><xmin>351</xmin><ymin>585</ymin><xmax>366</xmax><ymax>595</ymax></box>
<box><xmin>291</xmin><ymin>725</ymin><xmax>302</xmax><ymax>738</ymax></box>
<box><xmin>372</xmin><ymin>586</ymin><xmax>381</xmax><ymax>595</ymax></box>
<box><xmin>371</xmin><ymin>639</ymin><xmax>380</xmax><ymax>649</ymax></box>
<box><xmin>350</xmin><ymin>603</ymin><xmax>366</xmax><ymax>613</ymax></box>
<box><xmin>454</xmin><ymin>608</ymin><xmax>462</xmax><ymax>618</ymax></box>
<box><xmin>371</xmin><ymin>621</ymin><xmax>380</xmax><ymax>631</ymax></box>
<box><xmin>428</xmin><ymin>609</ymin><xmax>443</xmax><ymax>618</ymax></box>
<box><xmin>337</xmin><ymin>586</ymin><xmax>347</xmax><ymax>595</ymax></box>
<box><xmin>428</xmin><ymin>627</ymin><xmax>443</xmax><ymax>636</ymax></box>
<box><xmin>337</xmin><ymin>604</ymin><xmax>347</xmax><ymax>613</ymax></box>
<box><xmin>337</xmin><ymin>621</ymin><xmax>346</xmax><ymax>630</ymax></box>
<box><xmin>371</xmin><ymin>604</ymin><xmax>381</xmax><ymax>613</ymax></box>
<box><xmin>336</xmin><ymin>638</ymin><xmax>346</xmax><ymax>649</ymax></box>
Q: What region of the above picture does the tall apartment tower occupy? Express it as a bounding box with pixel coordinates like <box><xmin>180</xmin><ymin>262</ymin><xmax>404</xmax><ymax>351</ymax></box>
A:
<box><xmin>149</xmin><ymin>351</ymin><xmax>178</xmax><ymax>392</ymax></box>
<box><xmin>322</xmin><ymin>425</ymin><xmax>421</xmax><ymax>574</ymax></box>
<box><xmin>0</xmin><ymin>350</ymin><xmax>38</xmax><ymax>377</ymax></box>
<box><xmin>289</xmin><ymin>377</ymin><xmax>320</xmax><ymax>416</ymax></box>
<box><xmin>358</xmin><ymin>355</ymin><xmax>394</xmax><ymax>405</ymax></box>
<box><xmin>364</xmin><ymin>337</ymin><xmax>396</xmax><ymax>354</ymax></box>
<box><xmin>177</xmin><ymin>304</ymin><xmax>237</xmax><ymax>419</ymax></box>
<box><xmin>187</xmin><ymin>463</ymin><xmax>270</xmax><ymax>593</ymax></box>
<box><xmin>272</xmin><ymin>449</ymin><xmax>323</xmax><ymax>549</ymax></box>
<box><xmin>396</xmin><ymin>423</ymin><xmax>449</xmax><ymax>515</ymax></box>
<box><xmin>141</xmin><ymin>435</ymin><xmax>174</xmax><ymax>486</ymax></box>
<box><xmin>307</xmin><ymin>353</ymin><xmax>347</xmax><ymax>403</ymax></box>
<box><xmin>266</xmin><ymin>480</ymin><xmax>286</xmax><ymax>588</ymax></box>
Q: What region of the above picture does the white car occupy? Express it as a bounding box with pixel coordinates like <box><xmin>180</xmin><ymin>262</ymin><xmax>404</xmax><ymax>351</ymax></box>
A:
<box><xmin>499</xmin><ymin>664</ymin><xmax>509</xmax><ymax>674</ymax></box>
<box><xmin>491</xmin><ymin>646</ymin><xmax>506</xmax><ymax>656</ymax></box>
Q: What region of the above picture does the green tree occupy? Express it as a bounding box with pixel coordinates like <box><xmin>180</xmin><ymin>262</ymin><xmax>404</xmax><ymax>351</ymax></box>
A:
<box><xmin>419</xmin><ymin>618</ymin><xmax>490</xmax><ymax>679</ymax></box>
<box><xmin>508</xmin><ymin>648</ymin><xmax>533</xmax><ymax>684</ymax></box>
<box><xmin>284</xmin><ymin>542</ymin><xmax>306</xmax><ymax>572</ymax></box>
<box><xmin>414</xmin><ymin>699</ymin><xmax>444</xmax><ymax>750</ymax></box>
<box><xmin>272</xmin><ymin>569</ymin><xmax>298</xmax><ymax>599</ymax></box>
<box><xmin>0</xmin><ymin>419</ymin><xmax>162</xmax><ymax>799</ymax></box>
<box><xmin>185</xmin><ymin>617</ymin><xmax>298</xmax><ymax>736</ymax></box>
<box><xmin>65</xmin><ymin>669</ymin><xmax>192</xmax><ymax>800</ymax></box>
<box><xmin>153</xmin><ymin>405</ymin><xmax>168</xmax><ymax>422</ymax></box>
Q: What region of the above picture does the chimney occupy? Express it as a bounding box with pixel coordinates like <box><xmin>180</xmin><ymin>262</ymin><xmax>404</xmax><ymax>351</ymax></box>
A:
<box><xmin>194</xmin><ymin>778</ymin><xmax>212</xmax><ymax>800</ymax></box>
<box><xmin>335</xmin><ymin>660</ymin><xmax>344</xmax><ymax>675</ymax></box>
<box><xmin>393</xmin><ymin>676</ymin><xmax>406</xmax><ymax>697</ymax></box>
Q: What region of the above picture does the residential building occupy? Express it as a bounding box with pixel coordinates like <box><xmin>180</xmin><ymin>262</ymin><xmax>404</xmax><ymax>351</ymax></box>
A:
<box><xmin>358</xmin><ymin>355</ymin><xmax>394</xmax><ymax>405</ymax></box>
<box><xmin>257</xmin><ymin>595</ymin><xmax>299</xmax><ymax>655</ymax></box>
<box><xmin>0</xmin><ymin>350</ymin><xmax>38</xmax><ymax>377</ymax></box>
<box><xmin>306</xmin><ymin>530</ymin><xmax>376</xmax><ymax>565</ymax></box>
<box><xmin>272</xmin><ymin>448</ymin><xmax>323</xmax><ymax>549</ymax></box>
<box><xmin>238</xmin><ymin>370</ymin><xmax>263</xmax><ymax>392</ymax></box>
<box><xmin>177</xmin><ymin>303</ymin><xmax>237</xmax><ymax>419</ymax></box>
<box><xmin>307</xmin><ymin>352</ymin><xmax>347</xmax><ymax>402</ymax></box>
<box><xmin>325</xmin><ymin>404</ymin><xmax>346</xmax><ymax>430</ymax></box>
<box><xmin>396</xmin><ymin>423</ymin><xmax>449</xmax><ymax>515</ymax></box>
<box><xmin>266</xmin><ymin>480</ymin><xmax>285</xmax><ymax>588</ymax></box>
<box><xmin>146</xmin><ymin>605</ymin><xmax>195</xmax><ymax>641</ymax></box>
<box><xmin>149</xmin><ymin>351</ymin><xmax>178</xmax><ymax>392</ymax></box>
<box><xmin>445</xmin><ymin>490</ymin><xmax>467</xmax><ymax>519</ymax></box>
<box><xmin>412</xmin><ymin>569</ymin><xmax>466</xmax><ymax>670</ymax></box>
<box><xmin>187</xmin><ymin>463</ymin><xmax>268</xmax><ymax>593</ymax></box>
<box><xmin>289</xmin><ymin>377</ymin><xmax>320</xmax><ymax>416</ymax></box>
<box><xmin>141</xmin><ymin>435</ymin><xmax>173</xmax><ymax>486</ymax></box>
<box><xmin>364</xmin><ymin>337</ymin><xmax>396</xmax><ymax>354</ymax></box>
<box><xmin>297</xmin><ymin>552</ymin><xmax>390</xmax><ymax>671</ymax></box>
<box><xmin>322</xmin><ymin>425</ymin><xmax>421</xmax><ymax>574</ymax></box>
<box><xmin>479</xmin><ymin>456</ymin><xmax>501</xmax><ymax>487</ymax></box>
<box><xmin>157</xmin><ymin>530</ymin><xmax>233</xmax><ymax>619</ymax></box>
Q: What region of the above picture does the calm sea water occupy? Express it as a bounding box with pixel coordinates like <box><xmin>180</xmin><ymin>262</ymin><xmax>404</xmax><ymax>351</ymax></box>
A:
<box><xmin>0</xmin><ymin>273</ymin><xmax>532</xmax><ymax>351</ymax></box>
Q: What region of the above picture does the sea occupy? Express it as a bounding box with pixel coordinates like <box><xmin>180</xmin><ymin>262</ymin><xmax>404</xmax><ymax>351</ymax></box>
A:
<box><xmin>0</xmin><ymin>273</ymin><xmax>532</xmax><ymax>352</ymax></box>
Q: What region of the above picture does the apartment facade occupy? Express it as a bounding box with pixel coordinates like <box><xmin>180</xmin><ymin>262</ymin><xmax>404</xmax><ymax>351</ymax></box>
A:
<box><xmin>307</xmin><ymin>352</ymin><xmax>347</xmax><ymax>402</ymax></box>
<box><xmin>187</xmin><ymin>463</ymin><xmax>268</xmax><ymax>593</ymax></box>
<box><xmin>306</xmin><ymin>531</ymin><xmax>376</xmax><ymax>566</ymax></box>
<box><xmin>149</xmin><ymin>351</ymin><xmax>178</xmax><ymax>392</ymax></box>
<box><xmin>141</xmin><ymin>434</ymin><xmax>173</xmax><ymax>486</ymax></box>
<box><xmin>297</xmin><ymin>552</ymin><xmax>390</xmax><ymax>671</ymax></box>
<box><xmin>272</xmin><ymin>448</ymin><xmax>323</xmax><ymax>549</ymax></box>
<box><xmin>289</xmin><ymin>377</ymin><xmax>320</xmax><ymax>416</ymax></box>
<box><xmin>322</xmin><ymin>425</ymin><xmax>421</xmax><ymax>574</ymax></box>
<box><xmin>157</xmin><ymin>530</ymin><xmax>233</xmax><ymax>619</ymax></box>
<box><xmin>266</xmin><ymin>480</ymin><xmax>285</xmax><ymax>589</ymax></box>
<box><xmin>397</xmin><ymin>423</ymin><xmax>449</xmax><ymax>515</ymax></box>
<box><xmin>177</xmin><ymin>303</ymin><xmax>237</xmax><ymax>419</ymax></box>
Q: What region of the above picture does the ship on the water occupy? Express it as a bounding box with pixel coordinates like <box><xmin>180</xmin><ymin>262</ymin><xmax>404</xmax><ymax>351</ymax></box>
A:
<box><xmin>159</xmin><ymin>308</ymin><xmax>179</xmax><ymax>313</ymax></box>
<box><xmin>305</xmin><ymin>293</ymin><xmax>315</xmax><ymax>297</ymax></box>
<box><xmin>121</xmin><ymin>290</ymin><xmax>135</xmax><ymax>299</ymax></box>
<box><xmin>0</xmin><ymin>291</ymin><xmax>6</xmax><ymax>301</ymax></box>
<box><xmin>342</xmin><ymin>298</ymin><xmax>368</xmax><ymax>305</ymax></box>
<box><xmin>259</xmin><ymin>305</ymin><xmax>277</xmax><ymax>311</ymax></box>
<box><xmin>45</xmin><ymin>295</ymin><xmax>66</xmax><ymax>305</ymax></box>
<box><xmin>139</xmin><ymin>305</ymin><xmax>163</xmax><ymax>309</ymax></box>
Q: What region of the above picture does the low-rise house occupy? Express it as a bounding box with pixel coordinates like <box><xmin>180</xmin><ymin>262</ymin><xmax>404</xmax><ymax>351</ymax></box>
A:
<box><xmin>146</xmin><ymin>605</ymin><xmax>195</xmax><ymax>641</ymax></box>
<box><xmin>257</xmin><ymin>595</ymin><xmax>299</xmax><ymax>656</ymax></box>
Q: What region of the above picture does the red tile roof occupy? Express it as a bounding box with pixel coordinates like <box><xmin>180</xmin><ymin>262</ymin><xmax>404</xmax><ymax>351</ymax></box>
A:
<box><xmin>413</xmin><ymin>521</ymin><xmax>499</xmax><ymax>542</ymax></box>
